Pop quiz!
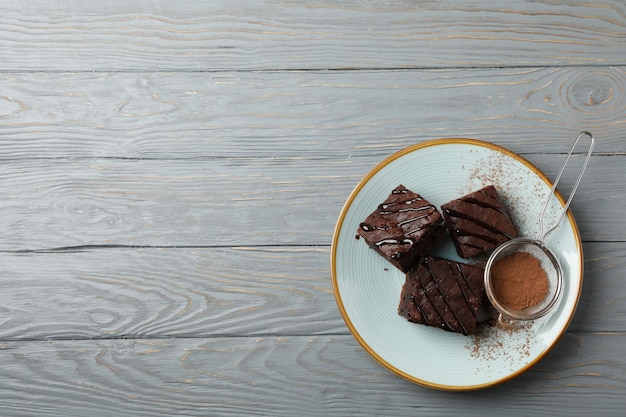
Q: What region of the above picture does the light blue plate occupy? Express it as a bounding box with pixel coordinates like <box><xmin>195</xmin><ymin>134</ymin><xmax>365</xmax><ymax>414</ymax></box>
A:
<box><xmin>331</xmin><ymin>139</ymin><xmax>583</xmax><ymax>390</ymax></box>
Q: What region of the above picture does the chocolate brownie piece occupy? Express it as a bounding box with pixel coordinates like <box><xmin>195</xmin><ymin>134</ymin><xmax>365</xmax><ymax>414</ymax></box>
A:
<box><xmin>357</xmin><ymin>185</ymin><xmax>445</xmax><ymax>273</ymax></box>
<box><xmin>398</xmin><ymin>256</ymin><xmax>485</xmax><ymax>336</ymax></box>
<box><xmin>441</xmin><ymin>185</ymin><xmax>517</xmax><ymax>258</ymax></box>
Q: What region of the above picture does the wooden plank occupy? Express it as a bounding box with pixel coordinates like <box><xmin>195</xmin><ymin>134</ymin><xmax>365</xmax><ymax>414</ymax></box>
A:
<box><xmin>0</xmin><ymin>157</ymin><xmax>352</xmax><ymax>249</ymax></box>
<box><xmin>578</xmin><ymin>242</ymin><xmax>626</xmax><ymax>333</ymax></box>
<box><xmin>0</xmin><ymin>67</ymin><xmax>624</xmax><ymax>158</ymax></box>
<box><xmin>1</xmin><ymin>1</ymin><xmax>625</xmax><ymax>71</ymax></box>
<box><xmin>0</xmin><ymin>333</ymin><xmax>623</xmax><ymax>416</ymax></box>
<box><xmin>0</xmin><ymin>153</ymin><xmax>621</xmax><ymax>249</ymax></box>
<box><xmin>0</xmin><ymin>242</ymin><xmax>622</xmax><ymax>341</ymax></box>
<box><xmin>0</xmin><ymin>247</ymin><xmax>344</xmax><ymax>340</ymax></box>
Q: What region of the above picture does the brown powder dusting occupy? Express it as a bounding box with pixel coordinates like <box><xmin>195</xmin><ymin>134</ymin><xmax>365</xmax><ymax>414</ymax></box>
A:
<box><xmin>466</xmin><ymin>319</ymin><xmax>535</xmax><ymax>371</ymax></box>
<box><xmin>491</xmin><ymin>252</ymin><xmax>549</xmax><ymax>310</ymax></box>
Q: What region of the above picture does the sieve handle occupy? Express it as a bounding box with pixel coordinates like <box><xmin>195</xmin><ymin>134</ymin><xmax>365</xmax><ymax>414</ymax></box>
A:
<box><xmin>539</xmin><ymin>131</ymin><xmax>595</xmax><ymax>241</ymax></box>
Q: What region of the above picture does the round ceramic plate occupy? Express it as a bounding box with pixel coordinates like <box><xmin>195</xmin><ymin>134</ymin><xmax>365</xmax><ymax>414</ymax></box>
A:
<box><xmin>331</xmin><ymin>139</ymin><xmax>583</xmax><ymax>391</ymax></box>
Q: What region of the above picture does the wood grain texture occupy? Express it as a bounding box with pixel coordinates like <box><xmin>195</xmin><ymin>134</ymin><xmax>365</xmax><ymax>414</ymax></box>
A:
<box><xmin>0</xmin><ymin>153</ymin><xmax>621</xmax><ymax>249</ymax></box>
<box><xmin>1</xmin><ymin>1</ymin><xmax>624</xmax><ymax>414</ymax></box>
<box><xmin>0</xmin><ymin>67</ymin><xmax>624</xmax><ymax>159</ymax></box>
<box><xmin>0</xmin><ymin>247</ymin><xmax>343</xmax><ymax>340</ymax></box>
<box><xmin>0</xmin><ymin>333</ymin><xmax>623</xmax><ymax>417</ymax></box>
<box><xmin>0</xmin><ymin>0</ymin><xmax>625</xmax><ymax>71</ymax></box>
<box><xmin>0</xmin><ymin>242</ymin><xmax>622</xmax><ymax>342</ymax></box>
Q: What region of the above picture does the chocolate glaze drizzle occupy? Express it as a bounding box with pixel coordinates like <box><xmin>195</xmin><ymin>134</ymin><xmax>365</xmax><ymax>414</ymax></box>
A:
<box><xmin>356</xmin><ymin>184</ymin><xmax>445</xmax><ymax>272</ymax></box>
<box><xmin>399</xmin><ymin>257</ymin><xmax>484</xmax><ymax>336</ymax></box>
<box><xmin>441</xmin><ymin>186</ymin><xmax>518</xmax><ymax>258</ymax></box>
<box><xmin>443</xmin><ymin>206</ymin><xmax>515</xmax><ymax>241</ymax></box>
<box><xmin>359</xmin><ymin>195</ymin><xmax>439</xmax><ymax>248</ymax></box>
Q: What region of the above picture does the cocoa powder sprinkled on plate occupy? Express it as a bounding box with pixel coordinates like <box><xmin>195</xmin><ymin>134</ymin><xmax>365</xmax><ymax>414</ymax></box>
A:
<box><xmin>466</xmin><ymin>319</ymin><xmax>535</xmax><ymax>371</ymax></box>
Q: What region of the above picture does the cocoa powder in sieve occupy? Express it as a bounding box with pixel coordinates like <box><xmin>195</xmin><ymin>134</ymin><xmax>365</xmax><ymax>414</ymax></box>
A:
<box><xmin>491</xmin><ymin>251</ymin><xmax>549</xmax><ymax>310</ymax></box>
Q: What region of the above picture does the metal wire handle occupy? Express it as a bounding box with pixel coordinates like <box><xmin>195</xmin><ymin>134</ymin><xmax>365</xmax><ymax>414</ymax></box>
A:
<box><xmin>539</xmin><ymin>131</ymin><xmax>595</xmax><ymax>241</ymax></box>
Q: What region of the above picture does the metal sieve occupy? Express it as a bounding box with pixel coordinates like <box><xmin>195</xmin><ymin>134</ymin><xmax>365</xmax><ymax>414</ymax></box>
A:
<box><xmin>484</xmin><ymin>131</ymin><xmax>595</xmax><ymax>324</ymax></box>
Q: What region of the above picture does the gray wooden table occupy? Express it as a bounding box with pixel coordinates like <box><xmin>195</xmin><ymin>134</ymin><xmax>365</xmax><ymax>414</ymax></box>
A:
<box><xmin>0</xmin><ymin>1</ymin><xmax>624</xmax><ymax>415</ymax></box>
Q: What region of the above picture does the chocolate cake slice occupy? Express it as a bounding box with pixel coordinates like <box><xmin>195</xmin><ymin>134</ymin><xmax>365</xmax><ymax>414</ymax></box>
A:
<box><xmin>357</xmin><ymin>185</ymin><xmax>445</xmax><ymax>273</ymax></box>
<box><xmin>398</xmin><ymin>256</ymin><xmax>485</xmax><ymax>336</ymax></box>
<box><xmin>441</xmin><ymin>185</ymin><xmax>517</xmax><ymax>258</ymax></box>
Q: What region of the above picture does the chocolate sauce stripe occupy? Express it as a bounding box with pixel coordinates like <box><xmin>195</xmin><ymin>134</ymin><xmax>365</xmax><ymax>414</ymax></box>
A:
<box><xmin>373</xmin><ymin>237</ymin><xmax>412</xmax><ymax>247</ymax></box>
<box><xmin>378</xmin><ymin>198</ymin><xmax>430</xmax><ymax>212</ymax></box>
<box><xmin>454</xmin><ymin>264</ymin><xmax>481</xmax><ymax>310</ymax></box>
<box><xmin>445</xmin><ymin>207</ymin><xmax>513</xmax><ymax>238</ymax></box>
<box><xmin>409</xmin><ymin>293</ymin><xmax>428</xmax><ymax>326</ymax></box>
<box><xmin>460</xmin><ymin>196</ymin><xmax>507</xmax><ymax>214</ymax></box>
<box><xmin>456</xmin><ymin>240</ymin><xmax>493</xmax><ymax>252</ymax></box>
<box><xmin>414</xmin><ymin>271</ymin><xmax>445</xmax><ymax>330</ymax></box>
<box><xmin>420</xmin><ymin>264</ymin><xmax>462</xmax><ymax>334</ymax></box>
<box><xmin>431</xmin><ymin>264</ymin><xmax>470</xmax><ymax>335</ymax></box>
<box><xmin>397</xmin><ymin>213</ymin><xmax>432</xmax><ymax>228</ymax></box>
<box><xmin>449</xmin><ymin>264</ymin><xmax>479</xmax><ymax>322</ymax></box>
